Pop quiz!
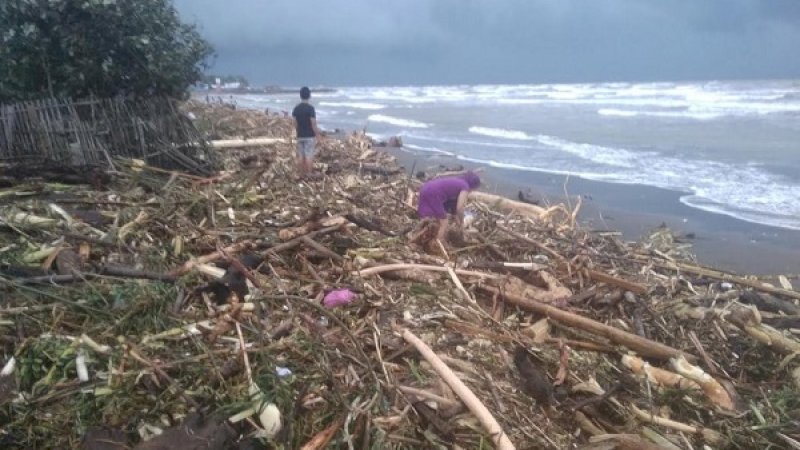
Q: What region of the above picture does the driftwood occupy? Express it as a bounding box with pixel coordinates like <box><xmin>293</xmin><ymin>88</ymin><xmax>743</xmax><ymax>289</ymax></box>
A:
<box><xmin>727</xmin><ymin>307</ymin><xmax>800</xmax><ymax>354</ymax></box>
<box><xmin>469</xmin><ymin>192</ymin><xmax>548</xmax><ymax>218</ymax></box>
<box><xmin>657</xmin><ymin>262</ymin><xmax>800</xmax><ymax>300</ymax></box>
<box><xmin>670</xmin><ymin>356</ymin><xmax>737</xmax><ymax>411</ymax></box>
<box><xmin>356</xmin><ymin>263</ymin><xmax>501</xmax><ymax>279</ymax></box>
<box><xmin>169</xmin><ymin>241</ymin><xmax>254</xmax><ymax>277</ymax></box>
<box><xmin>360</xmin><ymin>164</ymin><xmax>402</xmax><ymax>176</ymax></box>
<box><xmin>300</xmin><ymin>236</ymin><xmax>343</xmax><ymax>262</ymax></box>
<box><xmin>582</xmin><ymin>268</ymin><xmax>648</xmax><ymax>296</ymax></box>
<box><xmin>401</xmin><ymin>328</ymin><xmax>516</xmax><ymax>450</ymax></box>
<box><xmin>630</xmin><ymin>404</ymin><xmax>723</xmax><ymax>444</ymax></box>
<box><xmin>209</xmin><ymin>137</ymin><xmax>285</xmax><ymax>148</ymax></box>
<box><xmin>278</xmin><ymin>216</ymin><xmax>347</xmax><ymax>241</ymax></box>
<box><xmin>496</xmin><ymin>225</ymin><xmax>647</xmax><ymax>294</ymax></box>
<box><xmin>495</xmin><ymin>225</ymin><xmax>565</xmax><ymax>262</ymax></box>
<box><xmin>480</xmin><ymin>286</ymin><xmax>693</xmax><ymax>362</ymax></box>
<box><xmin>398</xmin><ymin>385</ymin><xmax>461</xmax><ymax>409</ymax></box>
<box><xmin>623</xmin><ymin>355</ymin><xmax>737</xmax><ymax>411</ymax></box>
<box><xmin>738</xmin><ymin>290</ymin><xmax>800</xmax><ymax>315</ymax></box>
<box><xmin>621</xmin><ymin>355</ymin><xmax>701</xmax><ymax>391</ymax></box>
<box><xmin>265</xmin><ymin>225</ymin><xmax>342</xmax><ymax>255</ymax></box>
<box><xmin>486</xmin><ymin>272</ymin><xmax>572</xmax><ymax>303</ymax></box>
<box><xmin>14</xmin><ymin>265</ymin><xmax>175</xmax><ymax>284</ymax></box>
<box><xmin>344</xmin><ymin>213</ymin><xmax>397</xmax><ymax>236</ymax></box>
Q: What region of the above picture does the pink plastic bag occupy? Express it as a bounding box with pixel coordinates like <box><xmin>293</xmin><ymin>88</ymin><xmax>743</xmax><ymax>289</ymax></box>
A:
<box><xmin>323</xmin><ymin>289</ymin><xmax>356</xmax><ymax>308</ymax></box>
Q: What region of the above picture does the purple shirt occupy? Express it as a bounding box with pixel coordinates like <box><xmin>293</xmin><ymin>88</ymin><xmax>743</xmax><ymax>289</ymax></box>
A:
<box><xmin>418</xmin><ymin>176</ymin><xmax>470</xmax><ymax>219</ymax></box>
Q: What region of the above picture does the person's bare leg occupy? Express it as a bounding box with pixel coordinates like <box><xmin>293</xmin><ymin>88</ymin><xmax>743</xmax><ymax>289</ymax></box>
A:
<box><xmin>304</xmin><ymin>157</ymin><xmax>314</xmax><ymax>176</ymax></box>
<box><xmin>295</xmin><ymin>154</ymin><xmax>305</xmax><ymax>178</ymax></box>
<box><xmin>436</xmin><ymin>218</ymin><xmax>448</xmax><ymax>242</ymax></box>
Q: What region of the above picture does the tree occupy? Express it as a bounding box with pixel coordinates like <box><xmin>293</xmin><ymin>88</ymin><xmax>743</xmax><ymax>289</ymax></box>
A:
<box><xmin>0</xmin><ymin>0</ymin><xmax>213</xmax><ymax>102</ymax></box>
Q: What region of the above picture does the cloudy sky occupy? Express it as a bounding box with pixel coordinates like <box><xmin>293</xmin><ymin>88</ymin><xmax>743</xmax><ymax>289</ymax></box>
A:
<box><xmin>174</xmin><ymin>0</ymin><xmax>800</xmax><ymax>86</ymax></box>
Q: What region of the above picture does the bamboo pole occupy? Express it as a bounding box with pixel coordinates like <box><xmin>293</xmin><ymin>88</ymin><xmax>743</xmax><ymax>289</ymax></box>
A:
<box><xmin>656</xmin><ymin>261</ymin><xmax>800</xmax><ymax>300</ymax></box>
<box><xmin>356</xmin><ymin>263</ymin><xmax>501</xmax><ymax>279</ymax></box>
<box><xmin>480</xmin><ymin>285</ymin><xmax>693</xmax><ymax>362</ymax></box>
<box><xmin>401</xmin><ymin>328</ymin><xmax>516</xmax><ymax>450</ymax></box>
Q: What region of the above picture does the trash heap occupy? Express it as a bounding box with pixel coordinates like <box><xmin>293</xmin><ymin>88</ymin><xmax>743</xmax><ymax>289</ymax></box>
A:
<box><xmin>0</xmin><ymin>101</ymin><xmax>798</xmax><ymax>450</ymax></box>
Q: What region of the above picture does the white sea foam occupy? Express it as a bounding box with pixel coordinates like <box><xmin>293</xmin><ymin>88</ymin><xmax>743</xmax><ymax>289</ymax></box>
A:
<box><xmin>537</xmin><ymin>136</ymin><xmax>800</xmax><ymax>229</ymax></box>
<box><xmin>367</xmin><ymin>114</ymin><xmax>430</xmax><ymax>128</ymax></box>
<box><xmin>481</xmin><ymin>161</ymin><xmax>800</xmax><ymax>230</ymax></box>
<box><xmin>404</xmin><ymin>143</ymin><xmax>455</xmax><ymax>156</ymax></box>
<box><xmin>338</xmin><ymin>81</ymin><xmax>800</xmax><ymax>119</ymax></box>
<box><xmin>679</xmin><ymin>195</ymin><xmax>800</xmax><ymax>231</ymax></box>
<box><xmin>468</xmin><ymin>126</ymin><xmax>535</xmax><ymax>140</ymax></box>
<box><xmin>320</xmin><ymin>101</ymin><xmax>386</xmax><ymax>110</ymax></box>
<box><xmin>404</xmin><ymin>133</ymin><xmax>532</xmax><ymax>149</ymax></box>
<box><xmin>597</xmin><ymin>108</ymin><xmax>723</xmax><ymax>120</ymax></box>
<box><xmin>597</xmin><ymin>109</ymin><xmax>639</xmax><ymax>117</ymax></box>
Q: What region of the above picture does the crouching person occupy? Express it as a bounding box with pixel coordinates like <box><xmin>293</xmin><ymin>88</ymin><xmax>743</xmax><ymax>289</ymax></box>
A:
<box><xmin>411</xmin><ymin>171</ymin><xmax>481</xmax><ymax>247</ymax></box>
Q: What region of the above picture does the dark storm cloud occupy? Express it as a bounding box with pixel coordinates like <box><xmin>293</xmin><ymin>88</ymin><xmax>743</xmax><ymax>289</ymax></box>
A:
<box><xmin>173</xmin><ymin>0</ymin><xmax>800</xmax><ymax>86</ymax></box>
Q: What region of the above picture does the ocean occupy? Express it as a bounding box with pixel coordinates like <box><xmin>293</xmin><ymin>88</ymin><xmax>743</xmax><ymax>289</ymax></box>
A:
<box><xmin>233</xmin><ymin>79</ymin><xmax>800</xmax><ymax>231</ymax></box>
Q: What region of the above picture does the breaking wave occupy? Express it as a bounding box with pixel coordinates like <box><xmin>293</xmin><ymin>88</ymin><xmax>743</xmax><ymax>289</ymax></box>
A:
<box><xmin>367</xmin><ymin>114</ymin><xmax>429</xmax><ymax>128</ymax></box>
<box><xmin>468</xmin><ymin>126</ymin><xmax>534</xmax><ymax>140</ymax></box>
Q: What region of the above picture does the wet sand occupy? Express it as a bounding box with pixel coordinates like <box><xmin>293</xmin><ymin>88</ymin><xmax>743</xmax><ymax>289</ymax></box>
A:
<box><xmin>388</xmin><ymin>147</ymin><xmax>800</xmax><ymax>276</ymax></box>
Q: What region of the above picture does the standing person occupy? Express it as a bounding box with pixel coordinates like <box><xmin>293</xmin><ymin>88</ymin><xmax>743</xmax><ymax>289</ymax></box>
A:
<box><xmin>292</xmin><ymin>86</ymin><xmax>324</xmax><ymax>177</ymax></box>
<box><xmin>415</xmin><ymin>171</ymin><xmax>481</xmax><ymax>243</ymax></box>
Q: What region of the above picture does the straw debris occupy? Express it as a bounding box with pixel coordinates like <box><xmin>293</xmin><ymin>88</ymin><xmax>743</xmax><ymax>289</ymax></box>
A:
<box><xmin>0</xmin><ymin>100</ymin><xmax>798</xmax><ymax>449</ymax></box>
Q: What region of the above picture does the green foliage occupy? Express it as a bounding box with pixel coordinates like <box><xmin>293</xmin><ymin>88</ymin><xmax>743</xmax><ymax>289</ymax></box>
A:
<box><xmin>0</xmin><ymin>0</ymin><xmax>213</xmax><ymax>102</ymax></box>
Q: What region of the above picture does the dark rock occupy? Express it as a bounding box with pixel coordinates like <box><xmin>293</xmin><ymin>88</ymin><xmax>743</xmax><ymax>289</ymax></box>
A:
<box><xmin>133</xmin><ymin>413</ymin><xmax>236</xmax><ymax>450</ymax></box>
<box><xmin>55</xmin><ymin>249</ymin><xmax>83</xmax><ymax>275</ymax></box>
<box><xmin>386</xmin><ymin>136</ymin><xmax>403</xmax><ymax>147</ymax></box>
<box><xmin>196</xmin><ymin>253</ymin><xmax>264</xmax><ymax>303</ymax></box>
<box><xmin>70</xmin><ymin>209</ymin><xmax>109</xmax><ymax>228</ymax></box>
<box><xmin>513</xmin><ymin>346</ymin><xmax>553</xmax><ymax>405</ymax></box>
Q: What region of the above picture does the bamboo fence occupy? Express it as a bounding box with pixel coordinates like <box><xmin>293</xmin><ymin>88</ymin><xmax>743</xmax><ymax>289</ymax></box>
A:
<box><xmin>0</xmin><ymin>96</ymin><xmax>217</xmax><ymax>175</ymax></box>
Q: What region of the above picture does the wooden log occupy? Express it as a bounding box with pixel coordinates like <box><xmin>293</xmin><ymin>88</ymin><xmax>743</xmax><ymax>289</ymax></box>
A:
<box><xmin>278</xmin><ymin>216</ymin><xmax>347</xmax><ymax>241</ymax></box>
<box><xmin>401</xmin><ymin>329</ymin><xmax>516</xmax><ymax>450</ymax></box>
<box><xmin>479</xmin><ymin>285</ymin><xmax>693</xmax><ymax>362</ymax></box>
<box><xmin>583</xmin><ymin>268</ymin><xmax>648</xmax><ymax>296</ymax></box>
<box><xmin>469</xmin><ymin>191</ymin><xmax>547</xmax><ymax>218</ymax></box>
<box><xmin>739</xmin><ymin>290</ymin><xmax>800</xmax><ymax>315</ymax></box>
<box><xmin>209</xmin><ymin>137</ymin><xmax>286</xmax><ymax>148</ymax></box>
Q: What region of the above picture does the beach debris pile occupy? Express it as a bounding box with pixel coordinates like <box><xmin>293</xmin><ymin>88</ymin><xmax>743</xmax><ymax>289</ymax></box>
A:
<box><xmin>0</xmin><ymin>101</ymin><xmax>798</xmax><ymax>449</ymax></box>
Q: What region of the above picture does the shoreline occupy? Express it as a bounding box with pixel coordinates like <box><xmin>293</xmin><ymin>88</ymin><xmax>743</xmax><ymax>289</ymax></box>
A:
<box><xmin>387</xmin><ymin>147</ymin><xmax>800</xmax><ymax>276</ymax></box>
<box><xmin>209</xmin><ymin>94</ymin><xmax>800</xmax><ymax>277</ymax></box>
